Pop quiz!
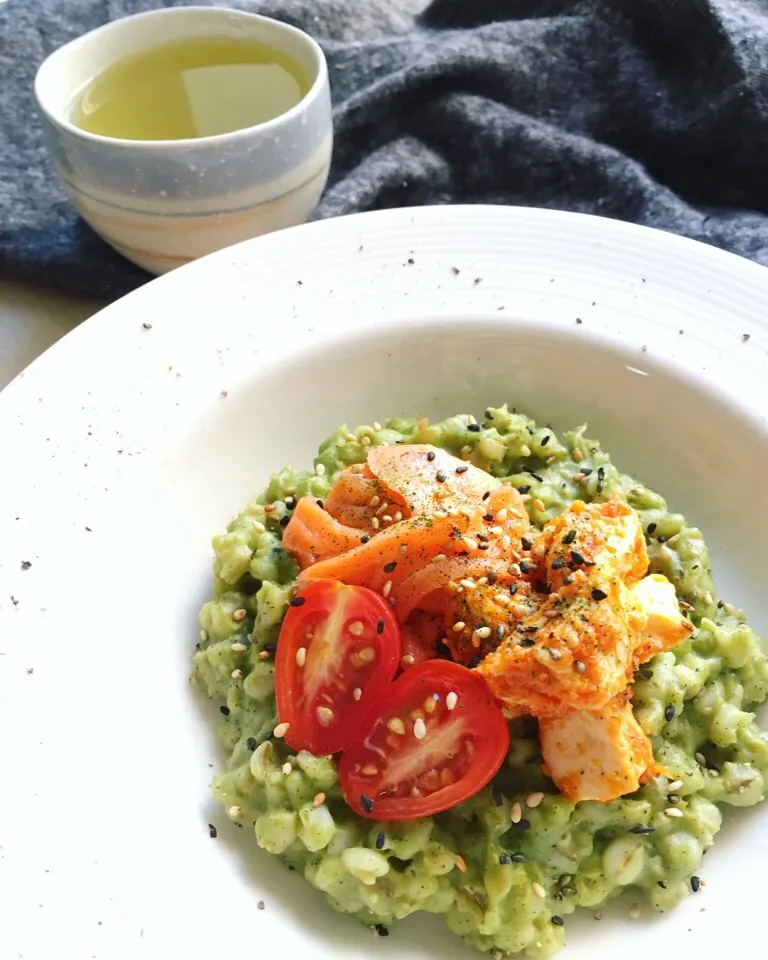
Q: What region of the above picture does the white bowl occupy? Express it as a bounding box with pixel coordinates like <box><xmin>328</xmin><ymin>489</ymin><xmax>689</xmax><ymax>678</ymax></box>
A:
<box><xmin>1</xmin><ymin>206</ymin><xmax>767</xmax><ymax>960</ymax></box>
<box><xmin>34</xmin><ymin>6</ymin><xmax>332</xmax><ymax>274</ymax></box>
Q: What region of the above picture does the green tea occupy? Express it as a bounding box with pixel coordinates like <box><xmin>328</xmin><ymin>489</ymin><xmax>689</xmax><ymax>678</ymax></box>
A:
<box><xmin>70</xmin><ymin>36</ymin><xmax>310</xmax><ymax>141</ymax></box>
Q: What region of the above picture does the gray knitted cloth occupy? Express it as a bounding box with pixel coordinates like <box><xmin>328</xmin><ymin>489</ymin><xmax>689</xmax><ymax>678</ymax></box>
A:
<box><xmin>2</xmin><ymin>0</ymin><xmax>768</xmax><ymax>298</ymax></box>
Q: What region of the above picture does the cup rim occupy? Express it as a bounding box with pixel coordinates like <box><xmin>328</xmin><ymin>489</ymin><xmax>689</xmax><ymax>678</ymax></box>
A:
<box><xmin>34</xmin><ymin>5</ymin><xmax>329</xmax><ymax>150</ymax></box>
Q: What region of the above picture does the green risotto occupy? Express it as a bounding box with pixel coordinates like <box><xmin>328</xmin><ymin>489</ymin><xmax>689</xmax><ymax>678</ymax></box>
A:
<box><xmin>192</xmin><ymin>407</ymin><xmax>768</xmax><ymax>958</ymax></box>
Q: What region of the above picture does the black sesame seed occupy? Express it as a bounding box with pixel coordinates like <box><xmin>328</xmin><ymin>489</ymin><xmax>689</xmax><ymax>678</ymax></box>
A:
<box><xmin>285</xmin><ymin>498</ymin><xmax>296</xmax><ymax>510</ymax></box>
<box><xmin>541</xmin><ymin>435</ymin><xmax>551</xmax><ymax>447</ymax></box>
<box><xmin>647</xmin><ymin>522</ymin><xmax>657</xmax><ymax>535</ymax></box>
<box><xmin>563</xmin><ymin>529</ymin><xmax>577</xmax><ymax>545</ymax></box>
<box><xmin>668</xmin><ymin>794</ymin><xmax>681</xmax><ymax>804</ymax></box>
<box><xmin>665</xmin><ymin>704</ymin><xmax>675</xmax><ymax>722</ymax></box>
<box><xmin>579</xmin><ymin>467</ymin><xmax>592</xmax><ymax>476</ymax></box>
<box><xmin>657</xmin><ymin>880</ymin><xmax>667</xmax><ymax>889</ymax></box>
<box><xmin>436</xmin><ymin>471</ymin><xmax>447</xmax><ymax>483</ymax></box>
<box><xmin>478</xmin><ymin>542</ymin><xmax>490</xmax><ymax>550</ymax></box>
<box><xmin>360</xmin><ymin>794</ymin><xmax>375</xmax><ymax>814</ymax></box>
<box><xmin>520</xmin><ymin>637</ymin><xmax>536</xmax><ymax>649</ymax></box>
<box><xmin>591</xmin><ymin>588</ymin><xmax>608</xmax><ymax>602</ymax></box>
<box><xmin>597</xmin><ymin>466</ymin><xmax>605</xmax><ymax>480</ymax></box>
<box><xmin>261</xmin><ymin>731</ymin><xmax>274</xmax><ymax>742</ymax></box>
<box><xmin>247</xmin><ymin>737</ymin><xmax>257</xmax><ymax>751</ymax></box>
<box><xmin>515</xmin><ymin>818</ymin><xmax>531</xmax><ymax>830</ymax></box>
<box><xmin>483</xmin><ymin>512</ymin><xmax>494</xmax><ymax>522</ymax></box>
<box><xmin>375</xmin><ymin>831</ymin><xmax>385</xmax><ymax>849</ymax></box>
<box><xmin>563</xmin><ymin>575</ymin><xmax>574</xmax><ymax>585</ymax></box>
<box><xmin>456</xmin><ymin>464</ymin><xmax>469</xmax><ymax>474</ymax></box>
<box><xmin>570</xmin><ymin>550</ymin><xmax>586</xmax><ymax>565</ymax></box>
<box><xmin>468</xmin><ymin>423</ymin><xmax>481</xmax><ymax>432</ymax></box>
<box><xmin>469</xmin><ymin>656</ymin><xmax>483</xmax><ymax>668</ymax></box>
<box><xmin>552</xmin><ymin>557</ymin><xmax>565</xmax><ymax>570</ymax></box>
<box><xmin>361</xmin><ymin>535</ymin><xmax>370</xmax><ymax>544</ymax></box>
<box><xmin>427</xmin><ymin>451</ymin><xmax>436</xmax><ymax>461</ymax></box>
<box><xmin>279</xmin><ymin>515</ymin><xmax>291</xmax><ymax>527</ymax></box>
<box><xmin>499</xmin><ymin>854</ymin><xmax>511</xmax><ymax>864</ymax></box>
<box><xmin>485</xmin><ymin>409</ymin><xmax>494</xmax><ymax>420</ymax></box>
<box><xmin>510</xmin><ymin>852</ymin><xmax>527</xmax><ymax>863</ymax></box>
<box><xmin>208</xmin><ymin>823</ymin><xmax>218</xmax><ymax>838</ymax></box>
<box><xmin>487</xmin><ymin>570</ymin><xmax>498</xmax><ymax>586</ymax></box>
<box><xmin>316</xmin><ymin>499</ymin><xmax>324</xmax><ymax>508</ymax></box>
<box><xmin>522</xmin><ymin>466</ymin><xmax>543</xmax><ymax>482</ymax></box>
<box><xmin>377</xmin><ymin>619</ymin><xmax>385</xmax><ymax>635</ymax></box>
<box><xmin>384</xmin><ymin>561</ymin><xmax>397</xmax><ymax>573</ymax></box>
<box><xmin>520</xmin><ymin>560</ymin><xmax>530</xmax><ymax>574</ymax></box>
<box><xmin>521</xmin><ymin>536</ymin><xmax>532</xmax><ymax>550</ymax></box>
<box><xmin>630</xmin><ymin>826</ymin><xmax>654</xmax><ymax>834</ymax></box>
<box><xmin>482</xmin><ymin>491</ymin><xmax>491</xmax><ymax>501</ymax></box>
<box><xmin>220</xmin><ymin>706</ymin><xmax>230</xmax><ymax>716</ymax></box>
<box><xmin>492</xmin><ymin>784</ymin><xmax>504</xmax><ymax>806</ymax></box>
<box><xmin>509</xmin><ymin>583</ymin><xmax>519</xmax><ymax>595</ymax></box>
<box><xmin>552</xmin><ymin>916</ymin><xmax>564</xmax><ymax>927</ymax></box>
<box><xmin>518</xmin><ymin>485</ymin><xmax>531</xmax><ymax>494</ymax></box>
<box><xmin>21</xmin><ymin>560</ymin><xmax>31</xmax><ymax>570</ymax></box>
<box><xmin>289</xmin><ymin>596</ymin><xmax>306</xmax><ymax>607</ymax></box>
<box><xmin>263</xmin><ymin>641</ymin><xmax>278</xmax><ymax>652</ymax></box>
<box><xmin>374</xmin><ymin>924</ymin><xmax>389</xmax><ymax>937</ymax></box>
<box><xmin>690</xmin><ymin>875</ymin><xmax>701</xmax><ymax>893</ymax></box>
<box><xmin>477</xmin><ymin>533</ymin><xmax>489</xmax><ymax>542</ymax></box>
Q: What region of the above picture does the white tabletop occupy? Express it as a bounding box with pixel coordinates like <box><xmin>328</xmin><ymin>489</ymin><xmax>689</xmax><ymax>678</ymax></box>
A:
<box><xmin>0</xmin><ymin>279</ymin><xmax>105</xmax><ymax>390</ymax></box>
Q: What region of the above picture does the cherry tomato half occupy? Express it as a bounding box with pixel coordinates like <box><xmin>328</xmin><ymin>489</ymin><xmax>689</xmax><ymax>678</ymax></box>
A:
<box><xmin>339</xmin><ymin>659</ymin><xmax>509</xmax><ymax>820</ymax></box>
<box><xmin>275</xmin><ymin>580</ymin><xmax>401</xmax><ymax>756</ymax></box>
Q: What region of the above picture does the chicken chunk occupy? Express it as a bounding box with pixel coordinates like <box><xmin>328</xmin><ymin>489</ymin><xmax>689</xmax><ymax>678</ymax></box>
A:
<box><xmin>539</xmin><ymin>694</ymin><xmax>661</xmax><ymax>803</ymax></box>
<box><xmin>630</xmin><ymin>573</ymin><xmax>694</xmax><ymax>663</ymax></box>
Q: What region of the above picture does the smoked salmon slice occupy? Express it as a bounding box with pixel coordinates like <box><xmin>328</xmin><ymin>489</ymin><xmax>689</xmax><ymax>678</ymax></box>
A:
<box><xmin>281</xmin><ymin>497</ymin><xmax>365</xmax><ymax>569</ymax></box>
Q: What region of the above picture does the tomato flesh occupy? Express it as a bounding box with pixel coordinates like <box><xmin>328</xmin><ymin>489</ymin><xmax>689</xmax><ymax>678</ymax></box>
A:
<box><xmin>275</xmin><ymin>580</ymin><xmax>401</xmax><ymax>756</ymax></box>
<box><xmin>339</xmin><ymin>659</ymin><xmax>509</xmax><ymax>820</ymax></box>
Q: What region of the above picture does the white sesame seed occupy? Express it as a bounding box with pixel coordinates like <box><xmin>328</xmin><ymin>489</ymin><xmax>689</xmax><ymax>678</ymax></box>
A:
<box><xmin>231</xmin><ymin>642</ymin><xmax>248</xmax><ymax>652</ymax></box>
<box><xmin>501</xmin><ymin>535</ymin><xmax>511</xmax><ymax>549</ymax></box>
<box><xmin>509</xmin><ymin>563</ymin><xmax>521</xmax><ymax>576</ymax></box>
<box><xmin>702</xmin><ymin>591</ymin><xmax>713</xmax><ymax>606</ymax></box>
<box><xmin>668</xmin><ymin>780</ymin><xmax>684</xmax><ymax>792</ymax></box>
<box><xmin>665</xmin><ymin>807</ymin><xmax>684</xmax><ymax>818</ymax></box>
<box><xmin>231</xmin><ymin>668</ymin><xmax>242</xmax><ymax>678</ymax></box>
<box><xmin>546</xmin><ymin>455</ymin><xmax>556</xmax><ymax>466</ymax></box>
<box><xmin>233</xmin><ymin>608</ymin><xmax>247</xmax><ymax>622</ymax></box>
<box><xmin>629</xmin><ymin>905</ymin><xmax>641</xmax><ymax>919</ymax></box>
<box><xmin>373</xmin><ymin>422</ymin><xmax>382</xmax><ymax>432</ymax></box>
<box><xmin>296</xmin><ymin>647</ymin><xmax>307</xmax><ymax>667</ymax></box>
<box><xmin>573</xmin><ymin>448</ymin><xmax>584</xmax><ymax>462</ymax></box>
<box><xmin>532</xmin><ymin>882</ymin><xmax>546</xmax><ymax>899</ymax></box>
<box><xmin>510</xmin><ymin>802</ymin><xmax>522</xmax><ymax>823</ymax></box>
<box><xmin>446</xmin><ymin>691</ymin><xmax>458</xmax><ymax>711</ymax></box>
<box><xmin>533</xmin><ymin>499</ymin><xmax>545</xmax><ymax>512</ymax></box>
<box><xmin>573</xmin><ymin>660</ymin><xmax>586</xmax><ymax>674</ymax></box>
<box><xmin>495</xmin><ymin>508</ymin><xmax>508</xmax><ymax>522</ymax></box>
<box><xmin>388</xmin><ymin>717</ymin><xmax>406</xmax><ymax>735</ymax></box>
<box><xmin>376</xmin><ymin>502</ymin><xmax>389</xmax><ymax>516</ymax></box>
<box><xmin>462</xmin><ymin>537</ymin><xmax>479</xmax><ymax>552</ymax></box>
<box><xmin>273</xmin><ymin>722</ymin><xmax>290</xmax><ymax>738</ymax></box>
<box><xmin>370</xmin><ymin>516</ymin><xmax>380</xmax><ymax>530</ymax></box>
<box><xmin>544</xmin><ymin>609</ymin><xmax>560</xmax><ymax>619</ymax></box>
<box><xmin>382</xmin><ymin>515</ymin><xmax>393</xmax><ymax>523</ymax></box>
<box><xmin>352</xmin><ymin>686</ymin><xmax>362</xmax><ymax>701</ymax></box>
<box><xmin>315</xmin><ymin>463</ymin><xmax>326</xmax><ymax>476</ymax></box>
<box><xmin>413</xmin><ymin>717</ymin><xmax>427</xmax><ymax>739</ymax></box>
<box><xmin>345</xmin><ymin>432</ymin><xmax>357</xmax><ymax>442</ymax></box>
<box><xmin>460</xmin><ymin>578</ymin><xmax>477</xmax><ymax>590</ymax></box>
<box><xmin>313</xmin><ymin>792</ymin><xmax>326</xmax><ymax>807</ymax></box>
<box><xmin>453</xmin><ymin>621</ymin><xmax>466</xmax><ymax>632</ymax></box>
<box><xmin>282</xmin><ymin>762</ymin><xmax>293</xmax><ymax>776</ymax></box>
<box><xmin>382</xmin><ymin>580</ymin><xmax>392</xmax><ymax>598</ymax></box>
<box><xmin>316</xmin><ymin>706</ymin><xmax>334</xmax><ymax>726</ymax></box>
<box><xmin>370</xmin><ymin>495</ymin><xmax>380</xmax><ymax>506</ymax></box>
<box><xmin>361</xmin><ymin>436</ymin><xmax>371</xmax><ymax>446</ymax></box>
<box><xmin>459</xmin><ymin>506</ymin><xmax>475</xmax><ymax>519</ymax></box>
<box><xmin>527</xmin><ymin>792</ymin><xmax>544</xmax><ymax>808</ymax></box>
<box><xmin>476</xmin><ymin>626</ymin><xmax>492</xmax><ymax>639</ymax></box>
<box><xmin>401</xmin><ymin>654</ymin><xmax>415</xmax><ymax>667</ymax></box>
<box><xmin>695</xmin><ymin>752</ymin><xmax>707</xmax><ymax>766</ymax></box>
<box><xmin>432</xmin><ymin>510</ymin><xmax>449</xmax><ymax>519</ymax></box>
<box><xmin>258</xmin><ymin>650</ymin><xmax>270</xmax><ymax>660</ymax></box>
<box><xmin>253</xmin><ymin>520</ymin><xmax>266</xmax><ymax>533</ymax></box>
<box><xmin>200</xmin><ymin>629</ymin><xmax>208</xmax><ymax>642</ymax></box>
<box><xmin>228</xmin><ymin>805</ymin><xmax>241</xmax><ymax>817</ymax></box>
<box><xmin>433</xmin><ymin>552</ymin><xmax>447</xmax><ymax>562</ymax></box>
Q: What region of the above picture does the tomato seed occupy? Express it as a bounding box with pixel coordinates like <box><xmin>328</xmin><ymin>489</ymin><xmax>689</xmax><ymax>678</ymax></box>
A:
<box><xmin>446</xmin><ymin>692</ymin><xmax>458</xmax><ymax>711</ymax></box>
<box><xmin>452</xmin><ymin>621</ymin><xmax>466</xmax><ymax>632</ymax></box>
<box><xmin>401</xmin><ymin>654</ymin><xmax>415</xmax><ymax>667</ymax></box>
<box><xmin>362</xmin><ymin>764</ymin><xmax>379</xmax><ymax>776</ymax></box>
<box><xmin>316</xmin><ymin>706</ymin><xmax>334</xmax><ymax>726</ymax></box>
<box><xmin>424</xmin><ymin>697</ymin><xmax>437</xmax><ymax>714</ymax></box>
<box><xmin>454</xmin><ymin>855</ymin><xmax>467</xmax><ymax>873</ymax></box>
<box><xmin>387</xmin><ymin>717</ymin><xmax>406</xmax><ymax>735</ymax></box>
<box><xmin>352</xmin><ymin>687</ymin><xmax>362</xmax><ymax>701</ymax></box>
<box><xmin>233</xmin><ymin>608</ymin><xmax>247</xmax><ymax>622</ymax></box>
<box><xmin>348</xmin><ymin>621</ymin><xmax>364</xmax><ymax>636</ymax></box>
<box><xmin>413</xmin><ymin>718</ymin><xmax>427</xmax><ymax>739</ymax></box>
<box><xmin>295</xmin><ymin>647</ymin><xmax>307</xmax><ymax>667</ymax></box>
<box><xmin>358</xmin><ymin>647</ymin><xmax>376</xmax><ymax>662</ymax></box>
<box><xmin>282</xmin><ymin>762</ymin><xmax>293</xmax><ymax>776</ymax></box>
<box><xmin>441</xmin><ymin>768</ymin><xmax>454</xmax><ymax>786</ymax></box>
